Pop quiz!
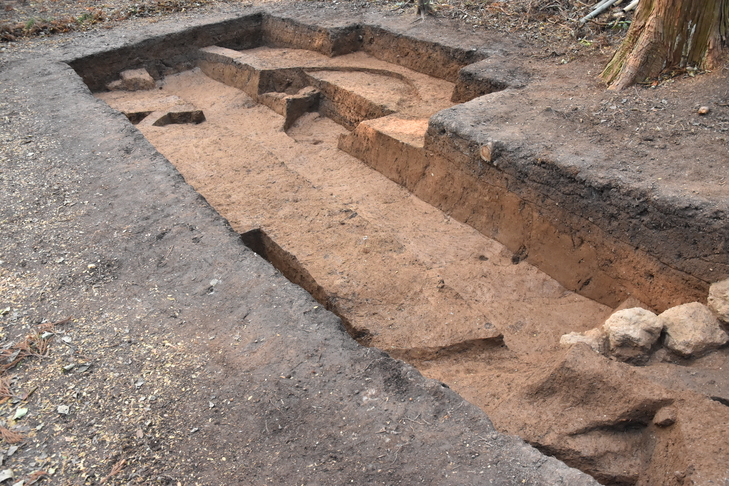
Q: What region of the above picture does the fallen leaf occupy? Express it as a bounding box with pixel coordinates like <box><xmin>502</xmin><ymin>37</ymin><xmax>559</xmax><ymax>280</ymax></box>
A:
<box><xmin>12</xmin><ymin>408</ymin><xmax>27</xmax><ymax>420</ymax></box>
<box><xmin>25</xmin><ymin>470</ymin><xmax>47</xmax><ymax>485</ymax></box>
<box><xmin>0</xmin><ymin>426</ymin><xmax>23</xmax><ymax>443</ymax></box>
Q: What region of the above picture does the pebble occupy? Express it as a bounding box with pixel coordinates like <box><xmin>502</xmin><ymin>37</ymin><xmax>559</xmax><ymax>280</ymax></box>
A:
<box><xmin>653</xmin><ymin>406</ymin><xmax>677</xmax><ymax>427</ymax></box>
<box><xmin>698</xmin><ymin>106</ymin><xmax>710</xmax><ymax>115</ymax></box>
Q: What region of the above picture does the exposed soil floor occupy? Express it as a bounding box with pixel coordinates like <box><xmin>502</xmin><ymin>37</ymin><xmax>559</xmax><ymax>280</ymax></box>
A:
<box><xmin>95</xmin><ymin>43</ymin><xmax>729</xmax><ymax>485</ymax></box>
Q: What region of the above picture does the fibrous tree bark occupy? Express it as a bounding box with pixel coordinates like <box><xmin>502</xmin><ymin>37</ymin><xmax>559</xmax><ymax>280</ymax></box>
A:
<box><xmin>601</xmin><ymin>0</ymin><xmax>729</xmax><ymax>89</ymax></box>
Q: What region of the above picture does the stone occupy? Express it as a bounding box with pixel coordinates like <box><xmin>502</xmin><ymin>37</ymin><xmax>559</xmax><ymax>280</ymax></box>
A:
<box><xmin>707</xmin><ymin>278</ymin><xmax>729</xmax><ymax>322</ymax></box>
<box><xmin>602</xmin><ymin>308</ymin><xmax>663</xmax><ymax>363</ymax></box>
<box><xmin>559</xmin><ymin>327</ymin><xmax>607</xmax><ymax>354</ymax></box>
<box><xmin>653</xmin><ymin>406</ymin><xmax>677</xmax><ymax>427</ymax></box>
<box><xmin>480</xmin><ymin>142</ymin><xmax>494</xmax><ymax>162</ymax></box>
<box><xmin>660</xmin><ymin>302</ymin><xmax>729</xmax><ymax>357</ymax></box>
<box><xmin>107</xmin><ymin>68</ymin><xmax>156</xmax><ymax>91</ymax></box>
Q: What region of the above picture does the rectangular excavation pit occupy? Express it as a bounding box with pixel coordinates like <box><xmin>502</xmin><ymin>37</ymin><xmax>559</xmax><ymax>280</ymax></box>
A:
<box><xmin>61</xmin><ymin>11</ymin><xmax>729</xmax><ymax>486</ymax></box>
<box><xmin>70</xmin><ymin>12</ymin><xmax>720</xmax><ymax>313</ymax></box>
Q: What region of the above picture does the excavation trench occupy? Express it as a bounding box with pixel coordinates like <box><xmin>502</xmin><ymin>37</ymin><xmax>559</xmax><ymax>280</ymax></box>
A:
<box><xmin>81</xmin><ymin>17</ymin><xmax>729</xmax><ymax>486</ymax></box>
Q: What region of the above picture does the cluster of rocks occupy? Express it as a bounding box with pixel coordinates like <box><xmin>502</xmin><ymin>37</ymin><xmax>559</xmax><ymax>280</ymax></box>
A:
<box><xmin>561</xmin><ymin>279</ymin><xmax>729</xmax><ymax>364</ymax></box>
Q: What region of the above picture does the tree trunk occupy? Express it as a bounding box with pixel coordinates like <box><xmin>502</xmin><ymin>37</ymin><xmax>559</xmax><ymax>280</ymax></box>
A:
<box><xmin>601</xmin><ymin>0</ymin><xmax>729</xmax><ymax>90</ymax></box>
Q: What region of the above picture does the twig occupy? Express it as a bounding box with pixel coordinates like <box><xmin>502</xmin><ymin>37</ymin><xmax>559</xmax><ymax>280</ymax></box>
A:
<box><xmin>404</xmin><ymin>414</ymin><xmax>431</xmax><ymax>426</ymax></box>
<box><xmin>389</xmin><ymin>442</ymin><xmax>409</xmax><ymax>464</ymax></box>
<box><xmin>100</xmin><ymin>458</ymin><xmax>126</xmax><ymax>484</ymax></box>
<box><xmin>25</xmin><ymin>470</ymin><xmax>48</xmax><ymax>485</ymax></box>
<box><xmin>0</xmin><ymin>426</ymin><xmax>24</xmax><ymax>444</ymax></box>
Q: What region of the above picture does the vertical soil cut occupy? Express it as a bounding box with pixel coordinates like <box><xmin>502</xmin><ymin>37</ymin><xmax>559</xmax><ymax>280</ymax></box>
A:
<box><xmin>241</xmin><ymin>228</ymin><xmax>373</xmax><ymax>345</ymax></box>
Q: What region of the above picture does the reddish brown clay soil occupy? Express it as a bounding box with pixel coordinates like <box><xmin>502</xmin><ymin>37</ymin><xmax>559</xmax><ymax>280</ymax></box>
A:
<box><xmin>95</xmin><ymin>44</ymin><xmax>729</xmax><ymax>485</ymax></box>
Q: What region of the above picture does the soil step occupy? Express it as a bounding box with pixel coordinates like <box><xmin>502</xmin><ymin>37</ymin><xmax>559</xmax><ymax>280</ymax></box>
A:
<box><xmin>198</xmin><ymin>46</ymin><xmax>455</xmax><ymax>129</ymax></box>
<box><xmin>338</xmin><ymin>115</ymin><xmax>429</xmax><ymax>186</ymax></box>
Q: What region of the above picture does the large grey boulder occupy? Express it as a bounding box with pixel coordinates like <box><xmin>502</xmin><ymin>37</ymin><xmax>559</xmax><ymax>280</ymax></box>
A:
<box><xmin>660</xmin><ymin>303</ymin><xmax>729</xmax><ymax>357</ymax></box>
<box><xmin>602</xmin><ymin>308</ymin><xmax>663</xmax><ymax>363</ymax></box>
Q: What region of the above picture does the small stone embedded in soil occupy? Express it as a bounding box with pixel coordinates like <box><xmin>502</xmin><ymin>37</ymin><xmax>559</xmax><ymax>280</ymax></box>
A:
<box><xmin>707</xmin><ymin>277</ymin><xmax>729</xmax><ymax>322</ymax></box>
<box><xmin>107</xmin><ymin>68</ymin><xmax>156</xmax><ymax>92</ymax></box>
<box><xmin>660</xmin><ymin>303</ymin><xmax>729</xmax><ymax>357</ymax></box>
<box><xmin>653</xmin><ymin>406</ymin><xmax>677</xmax><ymax>427</ymax></box>
<box><xmin>698</xmin><ymin>106</ymin><xmax>710</xmax><ymax>115</ymax></box>
<box><xmin>12</xmin><ymin>408</ymin><xmax>27</xmax><ymax>420</ymax></box>
<box><xmin>560</xmin><ymin>328</ymin><xmax>607</xmax><ymax>354</ymax></box>
<box><xmin>56</xmin><ymin>405</ymin><xmax>69</xmax><ymax>415</ymax></box>
<box><xmin>480</xmin><ymin>142</ymin><xmax>494</xmax><ymax>162</ymax></box>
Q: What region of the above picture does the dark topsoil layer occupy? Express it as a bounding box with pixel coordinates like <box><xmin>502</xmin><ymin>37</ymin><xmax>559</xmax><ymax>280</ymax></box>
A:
<box><xmin>0</xmin><ymin>1</ymin><xmax>728</xmax><ymax>484</ymax></box>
